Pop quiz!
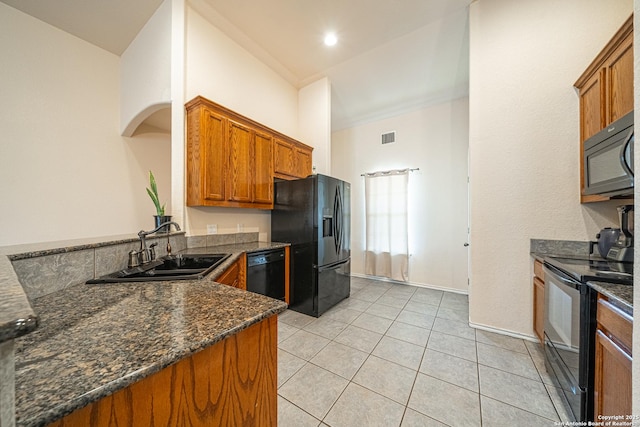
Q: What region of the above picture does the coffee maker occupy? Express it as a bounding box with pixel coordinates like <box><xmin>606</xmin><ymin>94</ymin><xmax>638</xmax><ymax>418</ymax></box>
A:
<box><xmin>606</xmin><ymin>204</ymin><xmax>634</xmax><ymax>262</ymax></box>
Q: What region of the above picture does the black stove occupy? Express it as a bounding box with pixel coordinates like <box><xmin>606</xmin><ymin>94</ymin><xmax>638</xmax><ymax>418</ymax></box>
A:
<box><xmin>544</xmin><ymin>256</ymin><xmax>633</xmax><ymax>286</ymax></box>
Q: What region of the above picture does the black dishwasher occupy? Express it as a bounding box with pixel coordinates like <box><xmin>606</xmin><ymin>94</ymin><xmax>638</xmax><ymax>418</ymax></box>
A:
<box><xmin>246</xmin><ymin>248</ymin><xmax>286</xmax><ymax>301</ymax></box>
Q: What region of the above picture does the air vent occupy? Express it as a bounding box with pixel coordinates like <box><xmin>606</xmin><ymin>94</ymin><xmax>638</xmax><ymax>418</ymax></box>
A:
<box><xmin>381</xmin><ymin>131</ymin><xmax>396</xmax><ymax>144</ymax></box>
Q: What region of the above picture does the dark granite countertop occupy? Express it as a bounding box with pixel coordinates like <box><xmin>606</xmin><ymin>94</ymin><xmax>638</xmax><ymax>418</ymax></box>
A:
<box><xmin>587</xmin><ymin>281</ymin><xmax>633</xmax><ymax>317</ymax></box>
<box><xmin>0</xmin><ymin>254</ymin><xmax>38</xmax><ymax>343</ymax></box>
<box><xmin>13</xmin><ymin>242</ymin><xmax>289</xmax><ymax>427</ymax></box>
<box><xmin>0</xmin><ymin>233</ymin><xmax>187</xmax><ymax>344</ymax></box>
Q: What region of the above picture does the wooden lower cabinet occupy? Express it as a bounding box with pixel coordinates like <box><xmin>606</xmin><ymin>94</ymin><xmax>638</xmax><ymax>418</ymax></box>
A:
<box><xmin>216</xmin><ymin>254</ymin><xmax>246</xmax><ymax>290</ymax></box>
<box><xmin>48</xmin><ymin>316</ymin><xmax>277</xmax><ymax>427</ymax></box>
<box><xmin>594</xmin><ymin>296</ymin><xmax>632</xmax><ymax>419</ymax></box>
<box><xmin>532</xmin><ymin>259</ymin><xmax>545</xmax><ymax>344</ymax></box>
<box><xmin>533</xmin><ymin>277</ymin><xmax>544</xmax><ymax>343</ymax></box>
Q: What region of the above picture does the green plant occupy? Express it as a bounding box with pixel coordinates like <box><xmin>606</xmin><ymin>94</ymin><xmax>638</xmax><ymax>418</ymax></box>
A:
<box><xmin>146</xmin><ymin>171</ymin><xmax>165</xmax><ymax>216</ymax></box>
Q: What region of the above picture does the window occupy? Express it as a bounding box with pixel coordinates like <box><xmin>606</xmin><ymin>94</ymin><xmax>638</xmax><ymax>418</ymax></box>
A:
<box><xmin>364</xmin><ymin>169</ymin><xmax>409</xmax><ymax>281</ymax></box>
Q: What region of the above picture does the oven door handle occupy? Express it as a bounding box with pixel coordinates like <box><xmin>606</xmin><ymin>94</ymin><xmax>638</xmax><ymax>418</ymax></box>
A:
<box><xmin>543</xmin><ymin>263</ymin><xmax>581</xmax><ymax>291</ymax></box>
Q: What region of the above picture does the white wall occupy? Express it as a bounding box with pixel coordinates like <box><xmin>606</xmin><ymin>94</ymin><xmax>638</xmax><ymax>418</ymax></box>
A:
<box><xmin>332</xmin><ymin>98</ymin><xmax>469</xmax><ymax>292</ymax></box>
<box><xmin>299</xmin><ymin>77</ymin><xmax>331</xmax><ymax>175</ymax></box>
<box><xmin>120</xmin><ymin>0</ymin><xmax>172</xmax><ymax>136</ymax></box>
<box><xmin>0</xmin><ymin>3</ymin><xmax>171</xmax><ymax>247</ymax></box>
<box><xmin>184</xmin><ymin>5</ymin><xmax>304</xmax><ymax>239</ymax></box>
<box><xmin>185</xmin><ymin>6</ymin><xmax>299</xmax><ymax>137</ymax></box>
<box><xmin>469</xmin><ymin>0</ymin><xmax>632</xmax><ymax>336</ymax></box>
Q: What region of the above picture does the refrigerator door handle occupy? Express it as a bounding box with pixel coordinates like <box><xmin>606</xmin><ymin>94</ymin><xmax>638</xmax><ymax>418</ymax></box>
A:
<box><xmin>318</xmin><ymin>258</ymin><xmax>350</xmax><ymax>272</ymax></box>
<box><xmin>333</xmin><ymin>186</ymin><xmax>343</xmax><ymax>254</ymax></box>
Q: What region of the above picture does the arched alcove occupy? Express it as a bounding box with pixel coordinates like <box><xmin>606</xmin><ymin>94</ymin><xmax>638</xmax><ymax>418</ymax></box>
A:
<box><xmin>121</xmin><ymin>102</ymin><xmax>171</xmax><ymax>137</ymax></box>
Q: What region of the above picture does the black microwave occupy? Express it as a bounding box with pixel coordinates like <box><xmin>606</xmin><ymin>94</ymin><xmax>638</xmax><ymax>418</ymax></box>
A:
<box><xmin>583</xmin><ymin>110</ymin><xmax>634</xmax><ymax>197</ymax></box>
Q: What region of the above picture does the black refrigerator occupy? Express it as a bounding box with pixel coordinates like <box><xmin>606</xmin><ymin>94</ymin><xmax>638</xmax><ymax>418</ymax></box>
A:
<box><xmin>271</xmin><ymin>174</ymin><xmax>351</xmax><ymax>317</ymax></box>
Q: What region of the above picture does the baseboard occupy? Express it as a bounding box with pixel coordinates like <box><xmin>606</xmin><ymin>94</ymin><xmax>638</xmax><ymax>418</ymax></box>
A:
<box><xmin>469</xmin><ymin>321</ymin><xmax>538</xmax><ymax>343</ymax></box>
<box><xmin>350</xmin><ymin>273</ymin><xmax>468</xmax><ymax>295</ymax></box>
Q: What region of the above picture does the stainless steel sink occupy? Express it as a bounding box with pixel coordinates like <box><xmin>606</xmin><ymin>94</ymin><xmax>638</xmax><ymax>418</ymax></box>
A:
<box><xmin>87</xmin><ymin>253</ymin><xmax>231</xmax><ymax>284</ymax></box>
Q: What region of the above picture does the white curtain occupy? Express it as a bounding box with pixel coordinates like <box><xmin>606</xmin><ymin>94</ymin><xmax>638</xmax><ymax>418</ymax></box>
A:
<box><xmin>364</xmin><ymin>169</ymin><xmax>409</xmax><ymax>281</ymax></box>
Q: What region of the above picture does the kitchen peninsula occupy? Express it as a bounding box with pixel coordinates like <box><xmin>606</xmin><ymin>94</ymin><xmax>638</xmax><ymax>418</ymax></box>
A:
<box><xmin>0</xmin><ymin>236</ymin><xmax>288</xmax><ymax>427</ymax></box>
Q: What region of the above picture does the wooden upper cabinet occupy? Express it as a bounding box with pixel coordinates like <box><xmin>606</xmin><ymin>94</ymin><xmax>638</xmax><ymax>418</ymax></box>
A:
<box><xmin>185</xmin><ymin>96</ymin><xmax>312</xmax><ymax>209</ymax></box>
<box><xmin>254</xmin><ymin>131</ymin><xmax>274</xmax><ymax>205</ymax></box>
<box><xmin>274</xmin><ymin>137</ymin><xmax>313</xmax><ymax>179</ymax></box>
<box><xmin>228</xmin><ymin>120</ymin><xmax>253</xmax><ymax>203</ymax></box>
<box><xmin>575</xmin><ymin>15</ymin><xmax>633</xmax><ymax>203</ymax></box>
<box><xmin>274</xmin><ymin>138</ymin><xmax>295</xmax><ymax>177</ymax></box>
<box><xmin>605</xmin><ymin>33</ymin><xmax>634</xmax><ymax>124</ymax></box>
<box><xmin>187</xmin><ymin>106</ymin><xmax>227</xmax><ymax>205</ymax></box>
<box><xmin>579</xmin><ymin>70</ymin><xmax>605</xmax><ymax>142</ymax></box>
<box><xmin>295</xmin><ymin>147</ymin><xmax>312</xmax><ymax>178</ymax></box>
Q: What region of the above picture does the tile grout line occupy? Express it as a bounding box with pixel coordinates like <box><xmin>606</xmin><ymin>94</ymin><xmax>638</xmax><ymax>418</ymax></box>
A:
<box><xmin>317</xmin><ymin>288</ymin><xmax>388</xmax><ymax>426</ymax></box>
<box><xmin>279</xmin><ymin>284</ymin><xmax>519</xmax><ymax>427</ymax></box>
<box><xmin>525</xmin><ymin>340</ymin><xmax>565</xmax><ymax>423</ymax></box>
<box><xmin>397</xmin><ymin>295</ymin><xmax>457</xmax><ymax>427</ymax></box>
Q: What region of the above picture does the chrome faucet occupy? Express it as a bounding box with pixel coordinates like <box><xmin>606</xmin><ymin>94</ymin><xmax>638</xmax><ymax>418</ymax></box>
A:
<box><xmin>128</xmin><ymin>221</ymin><xmax>181</xmax><ymax>268</ymax></box>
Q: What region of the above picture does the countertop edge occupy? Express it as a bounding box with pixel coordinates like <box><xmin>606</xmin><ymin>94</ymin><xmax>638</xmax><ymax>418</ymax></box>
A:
<box><xmin>530</xmin><ymin>252</ymin><xmax>633</xmax><ymax>316</ymax></box>
<box><xmin>14</xmin><ymin>240</ymin><xmax>291</xmax><ymax>427</ymax></box>
<box><xmin>587</xmin><ymin>281</ymin><xmax>633</xmax><ymax>317</ymax></box>
<box><xmin>0</xmin><ymin>255</ymin><xmax>38</xmax><ymax>343</ymax></box>
<box><xmin>34</xmin><ymin>302</ymin><xmax>287</xmax><ymax>426</ymax></box>
<box><xmin>0</xmin><ymin>240</ymin><xmax>290</xmax><ymax>343</ymax></box>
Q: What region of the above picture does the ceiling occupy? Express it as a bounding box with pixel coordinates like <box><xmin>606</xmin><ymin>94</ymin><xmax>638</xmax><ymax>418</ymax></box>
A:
<box><xmin>1</xmin><ymin>0</ymin><xmax>470</xmax><ymax>130</ymax></box>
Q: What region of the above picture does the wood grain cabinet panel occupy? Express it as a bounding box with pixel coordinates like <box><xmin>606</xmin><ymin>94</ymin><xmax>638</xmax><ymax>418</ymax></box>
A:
<box><xmin>579</xmin><ymin>70</ymin><xmax>605</xmax><ymax>142</ymax></box>
<box><xmin>187</xmin><ymin>107</ymin><xmax>227</xmax><ymax>205</ymax></box>
<box><xmin>533</xmin><ymin>276</ymin><xmax>544</xmax><ymax>343</ymax></box>
<box><xmin>295</xmin><ymin>147</ymin><xmax>312</xmax><ymax>178</ymax></box>
<box><xmin>274</xmin><ymin>138</ymin><xmax>313</xmax><ymax>179</ymax></box>
<box><xmin>532</xmin><ymin>259</ymin><xmax>545</xmax><ymax>344</ymax></box>
<box><xmin>274</xmin><ymin>138</ymin><xmax>295</xmax><ymax>177</ymax></box>
<box><xmin>605</xmin><ymin>33</ymin><xmax>634</xmax><ymax>124</ymax></box>
<box><xmin>216</xmin><ymin>254</ymin><xmax>246</xmax><ymax>290</ymax></box>
<box><xmin>254</xmin><ymin>132</ymin><xmax>274</xmax><ymax>205</ymax></box>
<box><xmin>47</xmin><ymin>316</ymin><xmax>278</xmax><ymax>427</ymax></box>
<box><xmin>186</xmin><ymin>96</ymin><xmax>312</xmax><ymax>208</ymax></box>
<box><xmin>575</xmin><ymin>15</ymin><xmax>633</xmax><ymax>204</ymax></box>
<box><xmin>594</xmin><ymin>295</ymin><xmax>633</xmax><ymax>420</ymax></box>
<box><xmin>228</xmin><ymin>120</ymin><xmax>253</xmax><ymax>203</ymax></box>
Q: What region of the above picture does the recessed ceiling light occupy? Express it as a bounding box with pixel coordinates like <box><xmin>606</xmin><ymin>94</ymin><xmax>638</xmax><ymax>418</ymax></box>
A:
<box><xmin>324</xmin><ymin>33</ymin><xmax>337</xmax><ymax>46</ymax></box>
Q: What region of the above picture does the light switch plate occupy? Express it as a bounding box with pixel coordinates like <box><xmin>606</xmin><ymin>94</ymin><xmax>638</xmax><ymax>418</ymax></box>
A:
<box><xmin>207</xmin><ymin>224</ymin><xmax>218</xmax><ymax>234</ymax></box>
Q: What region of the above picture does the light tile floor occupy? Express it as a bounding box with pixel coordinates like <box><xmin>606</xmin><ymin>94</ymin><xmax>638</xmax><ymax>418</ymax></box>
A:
<box><xmin>277</xmin><ymin>277</ymin><xmax>572</xmax><ymax>427</ymax></box>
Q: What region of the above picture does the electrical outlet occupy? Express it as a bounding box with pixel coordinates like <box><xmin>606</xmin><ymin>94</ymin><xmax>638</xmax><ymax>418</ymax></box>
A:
<box><xmin>237</xmin><ymin>223</ymin><xmax>244</xmax><ymax>232</ymax></box>
<box><xmin>207</xmin><ymin>224</ymin><xmax>218</xmax><ymax>234</ymax></box>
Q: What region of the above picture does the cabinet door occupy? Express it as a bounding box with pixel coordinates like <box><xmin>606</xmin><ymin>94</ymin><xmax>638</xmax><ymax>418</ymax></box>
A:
<box><xmin>605</xmin><ymin>32</ymin><xmax>634</xmax><ymax>124</ymax></box>
<box><xmin>186</xmin><ymin>108</ymin><xmax>227</xmax><ymax>205</ymax></box>
<box><xmin>254</xmin><ymin>131</ymin><xmax>273</xmax><ymax>204</ymax></box>
<box><xmin>533</xmin><ymin>277</ymin><xmax>544</xmax><ymax>344</ymax></box>
<box><xmin>295</xmin><ymin>147</ymin><xmax>312</xmax><ymax>178</ymax></box>
<box><xmin>217</xmin><ymin>259</ymin><xmax>240</xmax><ymax>288</ymax></box>
<box><xmin>594</xmin><ymin>329</ymin><xmax>632</xmax><ymax>418</ymax></box>
<box><xmin>228</xmin><ymin>120</ymin><xmax>253</xmax><ymax>203</ymax></box>
<box><xmin>274</xmin><ymin>139</ymin><xmax>295</xmax><ymax>176</ymax></box>
<box><xmin>216</xmin><ymin>254</ymin><xmax>246</xmax><ymax>290</ymax></box>
<box><xmin>579</xmin><ymin>70</ymin><xmax>605</xmax><ymax>142</ymax></box>
<box><xmin>203</xmin><ymin>111</ymin><xmax>227</xmax><ymax>202</ymax></box>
